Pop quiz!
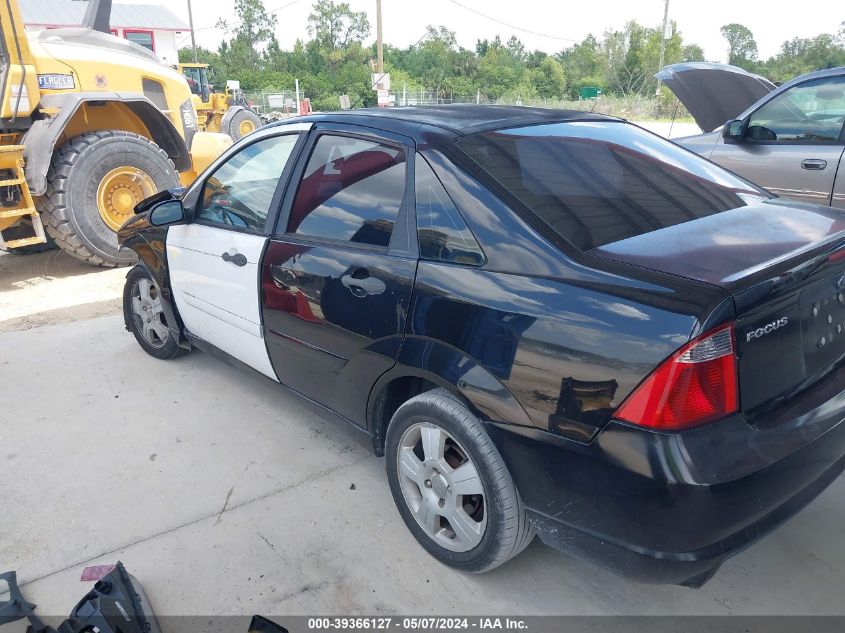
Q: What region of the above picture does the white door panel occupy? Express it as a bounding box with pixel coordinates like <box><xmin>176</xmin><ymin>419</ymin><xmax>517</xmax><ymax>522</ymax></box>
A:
<box><xmin>168</xmin><ymin>223</ymin><xmax>275</xmax><ymax>380</ymax></box>
<box><xmin>178</xmin><ymin>290</ymin><xmax>262</xmax><ymax>338</ymax></box>
<box><xmin>173</xmin><ymin>299</ymin><xmax>276</xmax><ymax>379</ymax></box>
<box><xmin>168</xmin><ymin>224</ymin><xmax>266</xmax><ymax>323</ymax></box>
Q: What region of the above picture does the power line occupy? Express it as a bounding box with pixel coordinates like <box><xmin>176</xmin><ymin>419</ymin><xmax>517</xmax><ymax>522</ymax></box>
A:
<box><xmin>446</xmin><ymin>0</ymin><xmax>577</xmax><ymax>42</ymax></box>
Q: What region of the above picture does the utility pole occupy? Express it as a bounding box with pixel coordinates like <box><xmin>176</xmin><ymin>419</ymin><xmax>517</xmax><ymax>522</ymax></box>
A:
<box><xmin>656</xmin><ymin>0</ymin><xmax>669</xmax><ymax>93</ymax></box>
<box><xmin>376</xmin><ymin>0</ymin><xmax>384</xmax><ymax>75</ymax></box>
<box><xmin>186</xmin><ymin>0</ymin><xmax>198</xmax><ymax>62</ymax></box>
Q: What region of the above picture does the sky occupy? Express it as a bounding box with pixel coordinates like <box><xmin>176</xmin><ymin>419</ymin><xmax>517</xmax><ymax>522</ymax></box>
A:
<box><xmin>148</xmin><ymin>0</ymin><xmax>844</xmax><ymax>63</ymax></box>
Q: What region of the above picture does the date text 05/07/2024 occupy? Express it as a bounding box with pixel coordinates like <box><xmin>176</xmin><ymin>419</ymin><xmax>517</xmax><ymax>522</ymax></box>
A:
<box><xmin>306</xmin><ymin>617</ymin><xmax>529</xmax><ymax>630</ymax></box>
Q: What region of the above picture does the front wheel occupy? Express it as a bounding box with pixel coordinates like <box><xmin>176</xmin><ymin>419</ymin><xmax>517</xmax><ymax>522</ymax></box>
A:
<box><xmin>226</xmin><ymin>108</ymin><xmax>262</xmax><ymax>141</ymax></box>
<box><xmin>385</xmin><ymin>389</ymin><xmax>535</xmax><ymax>572</ymax></box>
<box><xmin>41</xmin><ymin>131</ymin><xmax>179</xmax><ymax>267</ymax></box>
<box><xmin>123</xmin><ymin>266</ymin><xmax>187</xmax><ymax>360</ymax></box>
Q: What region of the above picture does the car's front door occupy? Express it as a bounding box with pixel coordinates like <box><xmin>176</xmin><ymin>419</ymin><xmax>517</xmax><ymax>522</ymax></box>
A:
<box><xmin>261</xmin><ymin>128</ymin><xmax>417</xmax><ymax>424</ymax></box>
<box><xmin>710</xmin><ymin>75</ymin><xmax>845</xmax><ymax>207</ymax></box>
<box><xmin>167</xmin><ymin>124</ymin><xmax>310</xmax><ymax>378</ymax></box>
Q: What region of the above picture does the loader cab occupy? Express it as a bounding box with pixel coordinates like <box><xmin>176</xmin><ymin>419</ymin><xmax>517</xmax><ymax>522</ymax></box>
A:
<box><xmin>180</xmin><ymin>64</ymin><xmax>212</xmax><ymax>105</ymax></box>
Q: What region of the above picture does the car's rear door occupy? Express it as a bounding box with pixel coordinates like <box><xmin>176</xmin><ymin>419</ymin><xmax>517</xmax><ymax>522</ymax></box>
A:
<box><xmin>261</xmin><ymin>124</ymin><xmax>417</xmax><ymax>424</ymax></box>
<box><xmin>710</xmin><ymin>75</ymin><xmax>845</xmax><ymax>206</ymax></box>
<box><xmin>167</xmin><ymin>124</ymin><xmax>310</xmax><ymax>378</ymax></box>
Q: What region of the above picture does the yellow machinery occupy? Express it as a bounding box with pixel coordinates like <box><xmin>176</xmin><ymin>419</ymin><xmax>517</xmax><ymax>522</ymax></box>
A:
<box><xmin>180</xmin><ymin>63</ymin><xmax>262</xmax><ymax>141</ymax></box>
<box><xmin>0</xmin><ymin>0</ymin><xmax>231</xmax><ymax>265</ymax></box>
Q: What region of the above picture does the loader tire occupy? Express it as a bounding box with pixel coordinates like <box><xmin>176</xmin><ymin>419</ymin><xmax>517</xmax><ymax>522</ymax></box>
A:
<box><xmin>226</xmin><ymin>108</ymin><xmax>262</xmax><ymax>141</ymax></box>
<box><xmin>40</xmin><ymin>131</ymin><xmax>179</xmax><ymax>267</ymax></box>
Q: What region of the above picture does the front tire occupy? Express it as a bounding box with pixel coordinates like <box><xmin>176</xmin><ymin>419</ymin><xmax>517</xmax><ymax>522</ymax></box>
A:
<box><xmin>40</xmin><ymin>131</ymin><xmax>179</xmax><ymax>267</ymax></box>
<box><xmin>123</xmin><ymin>265</ymin><xmax>186</xmax><ymax>360</ymax></box>
<box><xmin>385</xmin><ymin>389</ymin><xmax>534</xmax><ymax>573</ymax></box>
<box><xmin>226</xmin><ymin>108</ymin><xmax>262</xmax><ymax>141</ymax></box>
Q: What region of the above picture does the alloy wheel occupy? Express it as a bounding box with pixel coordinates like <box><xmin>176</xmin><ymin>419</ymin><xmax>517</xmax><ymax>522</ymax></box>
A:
<box><xmin>130</xmin><ymin>278</ymin><xmax>169</xmax><ymax>348</ymax></box>
<box><xmin>396</xmin><ymin>422</ymin><xmax>487</xmax><ymax>552</ymax></box>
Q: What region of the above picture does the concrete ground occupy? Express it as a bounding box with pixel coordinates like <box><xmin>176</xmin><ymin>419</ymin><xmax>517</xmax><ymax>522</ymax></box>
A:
<box><xmin>1</xmin><ymin>168</ymin><xmax>843</xmax><ymax>623</ymax></box>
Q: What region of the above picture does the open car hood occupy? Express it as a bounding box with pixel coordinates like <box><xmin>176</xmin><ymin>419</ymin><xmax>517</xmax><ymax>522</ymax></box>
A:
<box><xmin>656</xmin><ymin>62</ymin><xmax>776</xmax><ymax>132</ymax></box>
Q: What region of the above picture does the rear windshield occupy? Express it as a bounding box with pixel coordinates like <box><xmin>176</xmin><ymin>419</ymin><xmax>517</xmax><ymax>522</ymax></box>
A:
<box><xmin>458</xmin><ymin>121</ymin><xmax>765</xmax><ymax>251</ymax></box>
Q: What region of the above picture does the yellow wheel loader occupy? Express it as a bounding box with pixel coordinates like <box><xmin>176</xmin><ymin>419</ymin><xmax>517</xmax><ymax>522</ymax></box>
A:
<box><xmin>0</xmin><ymin>0</ymin><xmax>230</xmax><ymax>266</ymax></box>
<box><xmin>179</xmin><ymin>63</ymin><xmax>262</xmax><ymax>142</ymax></box>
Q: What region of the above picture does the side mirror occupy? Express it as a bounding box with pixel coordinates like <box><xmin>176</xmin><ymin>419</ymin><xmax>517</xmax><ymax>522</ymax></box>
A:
<box><xmin>722</xmin><ymin>119</ymin><xmax>744</xmax><ymax>142</ymax></box>
<box><xmin>134</xmin><ymin>187</ymin><xmax>185</xmax><ymax>214</ymax></box>
<box><xmin>148</xmin><ymin>200</ymin><xmax>186</xmax><ymax>226</ymax></box>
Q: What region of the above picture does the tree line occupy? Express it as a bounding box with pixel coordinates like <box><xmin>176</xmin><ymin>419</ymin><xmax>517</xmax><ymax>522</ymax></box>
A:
<box><xmin>179</xmin><ymin>0</ymin><xmax>845</xmax><ymax>111</ymax></box>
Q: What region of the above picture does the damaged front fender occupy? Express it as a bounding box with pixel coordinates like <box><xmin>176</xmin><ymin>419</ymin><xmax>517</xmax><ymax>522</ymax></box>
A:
<box><xmin>118</xmin><ymin>212</ymin><xmax>188</xmax><ymax>348</ymax></box>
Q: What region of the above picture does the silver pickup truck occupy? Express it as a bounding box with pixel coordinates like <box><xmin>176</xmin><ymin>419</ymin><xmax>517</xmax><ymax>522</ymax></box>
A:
<box><xmin>658</xmin><ymin>62</ymin><xmax>845</xmax><ymax>208</ymax></box>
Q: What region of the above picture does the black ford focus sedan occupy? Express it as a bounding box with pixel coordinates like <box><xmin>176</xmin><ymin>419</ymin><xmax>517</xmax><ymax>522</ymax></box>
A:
<box><xmin>119</xmin><ymin>106</ymin><xmax>845</xmax><ymax>586</ymax></box>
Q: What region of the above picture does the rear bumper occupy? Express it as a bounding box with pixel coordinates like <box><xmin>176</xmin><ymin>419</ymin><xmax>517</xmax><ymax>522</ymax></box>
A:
<box><xmin>488</xmin><ymin>380</ymin><xmax>845</xmax><ymax>586</ymax></box>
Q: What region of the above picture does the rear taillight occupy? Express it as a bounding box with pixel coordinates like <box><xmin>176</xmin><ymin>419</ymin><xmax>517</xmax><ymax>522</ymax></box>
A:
<box><xmin>615</xmin><ymin>323</ymin><xmax>738</xmax><ymax>431</ymax></box>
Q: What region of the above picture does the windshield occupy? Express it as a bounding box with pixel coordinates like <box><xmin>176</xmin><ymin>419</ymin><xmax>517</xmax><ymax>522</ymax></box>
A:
<box><xmin>458</xmin><ymin>121</ymin><xmax>766</xmax><ymax>251</ymax></box>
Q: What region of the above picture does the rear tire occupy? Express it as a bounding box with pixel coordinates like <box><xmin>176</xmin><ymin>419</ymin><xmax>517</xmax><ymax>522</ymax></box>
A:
<box><xmin>40</xmin><ymin>131</ymin><xmax>178</xmax><ymax>267</ymax></box>
<box><xmin>123</xmin><ymin>265</ymin><xmax>187</xmax><ymax>360</ymax></box>
<box><xmin>385</xmin><ymin>389</ymin><xmax>534</xmax><ymax>573</ymax></box>
<box><xmin>226</xmin><ymin>108</ymin><xmax>262</xmax><ymax>141</ymax></box>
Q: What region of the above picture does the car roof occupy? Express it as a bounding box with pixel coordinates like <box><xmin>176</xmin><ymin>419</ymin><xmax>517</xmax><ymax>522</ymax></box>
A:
<box><xmin>269</xmin><ymin>104</ymin><xmax>619</xmax><ymax>138</ymax></box>
<box><xmin>778</xmin><ymin>65</ymin><xmax>845</xmax><ymax>86</ymax></box>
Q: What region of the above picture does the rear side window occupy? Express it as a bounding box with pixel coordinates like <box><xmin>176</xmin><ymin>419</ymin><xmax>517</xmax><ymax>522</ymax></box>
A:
<box><xmin>415</xmin><ymin>155</ymin><xmax>484</xmax><ymax>265</ymax></box>
<box><xmin>288</xmin><ymin>134</ymin><xmax>406</xmax><ymax>247</ymax></box>
<box><xmin>458</xmin><ymin>121</ymin><xmax>764</xmax><ymax>251</ymax></box>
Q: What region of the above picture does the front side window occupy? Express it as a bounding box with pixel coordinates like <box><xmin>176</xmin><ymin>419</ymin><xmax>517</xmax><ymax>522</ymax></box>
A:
<box><xmin>415</xmin><ymin>155</ymin><xmax>483</xmax><ymax>265</ymax></box>
<box><xmin>748</xmin><ymin>77</ymin><xmax>845</xmax><ymax>142</ymax></box>
<box><xmin>197</xmin><ymin>134</ymin><xmax>300</xmax><ymax>231</ymax></box>
<box><xmin>288</xmin><ymin>135</ymin><xmax>406</xmax><ymax>248</ymax></box>
<box><xmin>458</xmin><ymin>121</ymin><xmax>765</xmax><ymax>251</ymax></box>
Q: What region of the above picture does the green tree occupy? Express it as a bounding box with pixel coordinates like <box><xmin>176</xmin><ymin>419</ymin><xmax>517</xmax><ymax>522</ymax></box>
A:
<box><xmin>178</xmin><ymin>46</ymin><xmax>221</xmax><ymax>67</ymax></box>
<box><xmin>603</xmin><ymin>21</ymin><xmax>655</xmax><ymax>95</ymax></box>
<box><xmin>216</xmin><ymin>0</ymin><xmax>278</xmax><ymax>71</ymax></box>
<box><xmin>476</xmin><ymin>36</ymin><xmax>527</xmax><ymax>99</ymax></box>
<box><xmin>682</xmin><ymin>44</ymin><xmax>705</xmax><ymax>62</ymax></box>
<box><xmin>720</xmin><ymin>23</ymin><xmax>758</xmax><ymax>68</ymax></box>
<box><xmin>530</xmin><ymin>56</ymin><xmax>567</xmax><ymax>98</ymax></box>
<box><xmin>205</xmin><ymin>1</ymin><xmax>727</xmax><ymax>110</ymax></box>
<box><xmin>308</xmin><ymin>0</ymin><xmax>370</xmax><ymax>52</ymax></box>
<box><xmin>761</xmin><ymin>34</ymin><xmax>845</xmax><ymax>81</ymax></box>
<box><xmin>306</xmin><ymin>0</ymin><xmax>370</xmax><ymax>78</ymax></box>
<box><xmin>557</xmin><ymin>35</ymin><xmax>606</xmax><ymax>97</ymax></box>
<box><xmin>402</xmin><ymin>26</ymin><xmax>461</xmax><ymax>95</ymax></box>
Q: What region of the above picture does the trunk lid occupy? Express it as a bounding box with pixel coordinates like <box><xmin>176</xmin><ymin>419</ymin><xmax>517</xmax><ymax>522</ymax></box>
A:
<box><xmin>592</xmin><ymin>199</ymin><xmax>845</xmax><ymax>420</ymax></box>
<box><xmin>656</xmin><ymin>62</ymin><xmax>776</xmax><ymax>132</ymax></box>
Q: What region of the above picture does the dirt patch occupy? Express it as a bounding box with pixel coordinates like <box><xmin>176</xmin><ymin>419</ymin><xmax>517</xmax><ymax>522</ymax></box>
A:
<box><xmin>0</xmin><ymin>250</ymin><xmax>126</xmax><ymax>333</ymax></box>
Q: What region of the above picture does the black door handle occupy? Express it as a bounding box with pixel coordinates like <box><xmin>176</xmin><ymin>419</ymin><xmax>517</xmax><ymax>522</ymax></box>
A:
<box><xmin>801</xmin><ymin>158</ymin><xmax>827</xmax><ymax>170</ymax></box>
<box><xmin>221</xmin><ymin>251</ymin><xmax>247</xmax><ymax>267</ymax></box>
<box><xmin>341</xmin><ymin>270</ymin><xmax>386</xmax><ymax>297</ymax></box>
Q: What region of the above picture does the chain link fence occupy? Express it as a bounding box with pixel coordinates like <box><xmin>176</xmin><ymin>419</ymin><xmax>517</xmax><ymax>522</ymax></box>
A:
<box><xmin>245</xmin><ymin>88</ymin><xmax>691</xmax><ymax>122</ymax></box>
